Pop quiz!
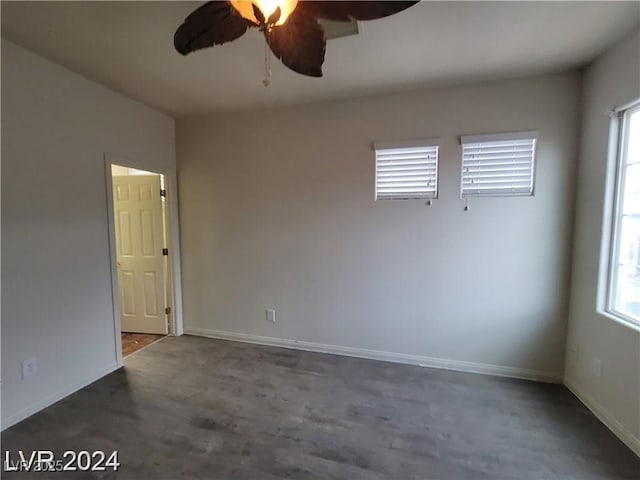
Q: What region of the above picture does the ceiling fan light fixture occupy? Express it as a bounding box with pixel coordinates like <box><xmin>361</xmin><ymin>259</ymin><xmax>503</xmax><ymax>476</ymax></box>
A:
<box><xmin>175</xmin><ymin>1</ymin><xmax>419</xmax><ymax>79</ymax></box>
<box><xmin>230</xmin><ymin>0</ymin><xmax>298</xmax><ymax>26</ymax></box>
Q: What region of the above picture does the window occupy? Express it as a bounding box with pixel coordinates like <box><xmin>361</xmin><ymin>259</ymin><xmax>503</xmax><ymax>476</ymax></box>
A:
<box><xmin>605</xmin><ymin>101</ymin><xmax>640</xmax><ymax>327</ymax></box>
<box><xmin>374</xmin><ymin>139</ymin><xmax>439</xmax><ymax>200</ymax></box>
<box><xmin>460</xmin><ymin>131</ymin><xmax>538</xmax><ymax>197</ymax></box>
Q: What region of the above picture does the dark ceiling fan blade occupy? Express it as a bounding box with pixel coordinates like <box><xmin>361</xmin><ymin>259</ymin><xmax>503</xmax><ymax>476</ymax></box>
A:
<box><xmin>174</xmin><ymin>1</ymin><xmax>254</xmax><ymax>55</ymax></box>
<box><xmin>266</xmin><ymin>10</ymin><xmax>326</xmax><ymax>77</ymax></box>
<box><xmin>297</xmin><ymin>1</ymin><xmax>419</xmax><ymax>22</ymax></box>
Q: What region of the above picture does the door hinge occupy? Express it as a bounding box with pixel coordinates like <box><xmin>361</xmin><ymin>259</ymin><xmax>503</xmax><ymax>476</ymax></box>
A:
<box><xmin>165</xmin><ymin>306</ymin><xmax>172</xmax><ymax>315</ymax></box>
<box><xmin>160</xmin><ymin>189</ymin><xmax>166</xmax><ymax>197</ymax></box>
<box><xmin>162</xmin><ymin>248</ymin><xmax>169</xmax><ymax>256</ymax></box>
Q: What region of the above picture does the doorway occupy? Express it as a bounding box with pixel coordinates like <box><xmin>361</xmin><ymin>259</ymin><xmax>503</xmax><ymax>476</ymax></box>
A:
<box><xmin>106</xmin><ymin>157</ymin><xmax>183</xmax><ymax>362</ymax></box>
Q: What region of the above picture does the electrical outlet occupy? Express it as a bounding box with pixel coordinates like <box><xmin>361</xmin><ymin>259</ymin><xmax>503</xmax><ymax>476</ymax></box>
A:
<box><xmin>266</xmin><ymin>309</ymin><xmax>276</xmax><ymax>323</ymax></box>
<box><xmin>21</xmin><ymin>358</ymin><xmax>37</xmax><ymax>380</ymax></box>
<box><xmin>591</xmin><ymin>357</ymin><xmax>603</xmax><ymax>377</ymax></box>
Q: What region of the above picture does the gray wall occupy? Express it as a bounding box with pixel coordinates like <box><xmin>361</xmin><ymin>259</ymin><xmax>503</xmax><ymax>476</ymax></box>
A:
<box><xmin>177</xmin><ymin>72</ymin><xmax>581</xmax><ymax>380</ymax></box>
<box><xmin>1</xmin><ymin>39</ymin><xmax>176</xmax><ymax>428</ymax></box>
<box><xmin>565</xmin><ymin>29</ymin><xmax>640</xmax><ymax>455</ymax></box>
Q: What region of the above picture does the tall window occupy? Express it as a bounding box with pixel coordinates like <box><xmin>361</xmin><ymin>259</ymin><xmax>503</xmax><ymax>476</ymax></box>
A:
<box><xmin>607</xmin><ymin>101</ymin><xmax>640</xmax><ymax>327</ymax></box>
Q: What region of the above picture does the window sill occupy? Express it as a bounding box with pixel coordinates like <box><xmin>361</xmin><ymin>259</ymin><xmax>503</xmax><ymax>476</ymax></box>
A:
<box><xmin>598</xmin><ymin>310</ymin><xmax>640</xmax><ymax>333</ymax></box>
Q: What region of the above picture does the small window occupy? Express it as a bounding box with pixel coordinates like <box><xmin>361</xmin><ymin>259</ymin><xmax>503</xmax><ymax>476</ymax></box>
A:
<box><xmin>605</xmin><ymin>101</ymin><xmax>640</xmax><ymax>328</ymax></box>
<box><xmin>375</xmin><ymin>139</ymin><xmax>439</xmax><ymax>200</ymax></box>
<box><xmin>460</xmin><ymin>131</ymin><xmax>538</xmax><ymax>197</ymax></box>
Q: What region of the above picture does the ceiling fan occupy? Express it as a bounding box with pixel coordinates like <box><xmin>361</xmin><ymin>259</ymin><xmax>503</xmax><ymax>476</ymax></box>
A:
<box><xmin>174</xmin><ymin>1</ymin><xmax>419</xmax><ymax>82</ymax></box>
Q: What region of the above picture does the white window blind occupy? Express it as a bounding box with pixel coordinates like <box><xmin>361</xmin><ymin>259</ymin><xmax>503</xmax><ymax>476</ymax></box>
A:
<box><xmin>461</xmin><ymin>131</ymin><xmax>538</xmax><ymax>197</ymax></box>
<box><xmin>375</xmin><ymin>139</ymin><xmax>439</xmax><ymax>200</ymax></box>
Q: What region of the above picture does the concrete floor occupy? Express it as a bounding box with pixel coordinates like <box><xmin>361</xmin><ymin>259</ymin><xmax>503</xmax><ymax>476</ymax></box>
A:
<box><xmin>2</xmin><ymin>335</ymin><xmax>639</xmax><ymax>479</ymax></box>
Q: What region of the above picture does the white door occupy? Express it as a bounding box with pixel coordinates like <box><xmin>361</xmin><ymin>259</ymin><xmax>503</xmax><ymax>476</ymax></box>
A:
<box><xmin>113</xmin><ymin>175</ymin><xmax>167</xmax><ymax>334</ymax></box>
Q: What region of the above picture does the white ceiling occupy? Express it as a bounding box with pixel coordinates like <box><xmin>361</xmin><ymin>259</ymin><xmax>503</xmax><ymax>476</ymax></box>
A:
<box><xmin>2</xmin><ymin>1</ymin><xmax>638</xmax><ymax>117</ymax></box>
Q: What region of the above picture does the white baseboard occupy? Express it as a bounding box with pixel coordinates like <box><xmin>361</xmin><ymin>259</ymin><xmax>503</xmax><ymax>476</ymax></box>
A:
<box><xmin>565</xmin><ymin>377</ymin><xmax>640</xmax><ymax>457</ymax></box>
<box><xmin>185</xmin><ymin>327</ymin><xmax>562</xmax><ymax>383</ymax></box>
<box><xmin>1</xmin><ymin>363</ymin><xmax>120</xmax><ymax>431</ymax></box>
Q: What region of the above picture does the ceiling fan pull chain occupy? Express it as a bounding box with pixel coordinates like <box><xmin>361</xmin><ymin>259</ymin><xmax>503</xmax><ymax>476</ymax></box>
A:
<box><xmin>263</xmin><ymin>36</ymin><xmax>272</xmax><ymax>87</ymax></box>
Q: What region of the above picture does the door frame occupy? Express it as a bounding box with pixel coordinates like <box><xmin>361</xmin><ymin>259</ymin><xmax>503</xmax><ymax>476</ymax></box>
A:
<box><xmin>104</xmin><ymin>153</ymin><xmax>185</xmax><ymax>368</ymax></box>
